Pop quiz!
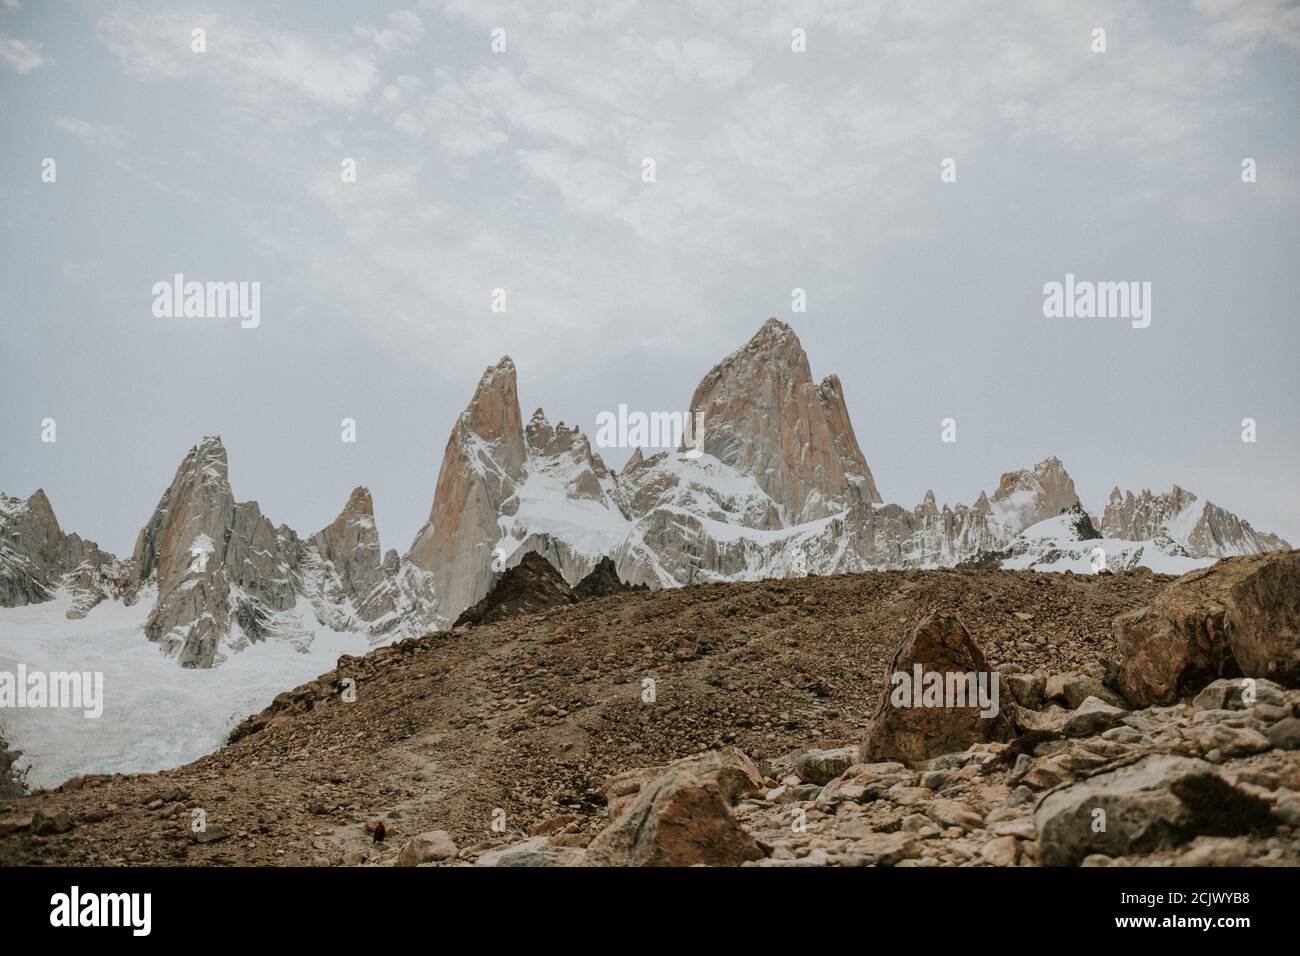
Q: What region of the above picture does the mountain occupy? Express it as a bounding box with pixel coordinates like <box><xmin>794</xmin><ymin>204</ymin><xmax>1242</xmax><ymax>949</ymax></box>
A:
<box><xmin>2</xmin><ymin>319</ymin><xmax>1290</xmax><ymax>668</ymax></box>
<box><xmin>409</xmin><ymin>319</ymin><xmax>1285</xmax><ymax>626</ymax></box>
<box><xmin>0</xmin><ymin>490</ymin><xmax>125</xmax><ymax>618</ymax></box>
<box><xmin>1101</xmin><ymin>485</ymin><xmax>1289</xmax><ymax>558</ymax></box>
<box><xmin>2</xmin><ymin>438</ymin><xmax>438</xmax><ymax>668</ymax></box>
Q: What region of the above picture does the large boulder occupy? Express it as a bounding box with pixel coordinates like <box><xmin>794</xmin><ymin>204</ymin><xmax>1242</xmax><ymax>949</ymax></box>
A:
<box><xmin>1115</xmin><ymin>550</ymin><xmax>1300</xmax><ymax>706</ymax></box>
<box><xmin>474</xmin><ymin>836</ymin><xmax>586</xmax><ymax>867</ymax></box>
<box><xmin>1035</xmin><ymin>754</ymin><xmax>1274</xmax><ymax>866</ymax></box>
<box><xmin>584</xmin><ymin>750</ymin><xmax>764</xmax><ymax>866</ymax></box>
<box><xmin>396</xmin><ymin>830</ymin><xmax>459</xmax><ymax>867</ymax></box>
<box><xmin>862</xmin><ymin>611</ymin><xmax>1015</xmax><ymax>767</ymax></box>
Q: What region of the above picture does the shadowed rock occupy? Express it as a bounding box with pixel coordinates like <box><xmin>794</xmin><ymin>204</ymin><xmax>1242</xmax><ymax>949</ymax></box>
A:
<box><xmin>452</xmin><ymin>551</ymin><xmax>575</xmax><ymax>628</ymax></box>
<box><xmin>1035</xmin><ymin>754</ymin><xmax>1275</xmax><ymax>866</ymax></box>
<box><xmin>572</xmin><ymin>556</ymin><xmax>647</xmax><ymax>600</ymax></box>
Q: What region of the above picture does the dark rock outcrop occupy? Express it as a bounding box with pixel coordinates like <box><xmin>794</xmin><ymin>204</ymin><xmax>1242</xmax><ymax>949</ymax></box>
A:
<box><xmin>452</xmin><ymin>551</ymin><xmax>576</xmax><ymax>628</ymax></box>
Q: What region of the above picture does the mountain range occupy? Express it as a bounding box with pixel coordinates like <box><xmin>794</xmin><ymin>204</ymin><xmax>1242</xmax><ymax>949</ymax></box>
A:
<box><xmin>1</xmin><ymin>319</ymin><xmax>1289</xmax><ymax>667</ymax></box>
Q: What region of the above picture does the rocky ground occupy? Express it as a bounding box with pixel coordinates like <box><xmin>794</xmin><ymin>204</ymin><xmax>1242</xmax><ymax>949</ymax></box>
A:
<box><xmin>1</xmin><ymin>555</ymin><xmax>1297</xmax><ymax>868</ymax></box>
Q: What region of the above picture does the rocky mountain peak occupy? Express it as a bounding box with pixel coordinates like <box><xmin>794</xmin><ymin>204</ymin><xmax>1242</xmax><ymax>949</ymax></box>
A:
<box><xmin>687</xmin><ymin>318</ymin><xmax>882</xmax><ymax>523</ymax></box>
<box><xmin>406</xmin><ymin>357</ymin><xmax>530</xmax><ymax>619</ymax></box>
<box><xmin>989</xmin><ymin>457</ymin><xmax>1079</xmax><ymax>531</ymax></box>
<box><xmin>464</xmin><ymin>357</ymin><xmax>524</xmax><ymax>455</ymax></box>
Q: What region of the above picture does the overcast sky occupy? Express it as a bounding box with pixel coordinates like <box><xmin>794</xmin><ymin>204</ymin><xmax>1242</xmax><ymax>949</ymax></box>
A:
<box><xmin>2</xmin><ymin>0</ymin><xmax>1298</xmax><ymax>557</ymax></box>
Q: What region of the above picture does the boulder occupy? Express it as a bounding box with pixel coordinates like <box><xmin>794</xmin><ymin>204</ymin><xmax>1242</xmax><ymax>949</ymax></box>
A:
<box><xmin>1192</xmin><ymin>677</ymin><xmax>1285</xmax><ymax>712</ymax></box>
<box><xmin>794</xmin><ymin>748</ymin><xmax>857</xmax><ymax>785</ymax></box>
<box><xmin>474</xmin><ymin>836</ymin><xmax>586</xmax><ymax>867</ymax></box>
<box><xmin>1266</xmin><ymin>717</ymin><xmax>1300</xmax><ymax>751</ymax></box>
<box><xmin>584</xmin><ymin>749</ymin><xmax>764</xmax><ymax>866</ymax></box>
<box><xmin>1005</xmin><ymin>673</ymin><xmax>1045</xmax><ymax>710</ymax></box>
<box><xmin>1045</xmin><ymin>672</ymin><xmax>1127</xmax><ymax>709</ymax></box>
<box><xmin>396</xmin><ymin>830</ymin><xmax>459</xmax><ymax>866</ymax></box>
<box><xmin>1062</xmin><ymin>697</ymin><xmax>1129</xmax><ymax>737</ymax></box>
<box><xmin>1035</xmin><ymin>754</ymin><xmax>1274</xmax><ymax>866</ymax></box>
<box><xmin>30</xmin><ymin>809</ymin><xmax>75</xmax><ymax>836</ymax></box>
<box><xmin>862</xmin><ymin>611</ymin><xmax>1015</xmax><ymax>767</ymax></box>
<box><xmin>1115</xmin><ymin>550</ymin><xmax>1300</xmax><ymax>707</ymax></box>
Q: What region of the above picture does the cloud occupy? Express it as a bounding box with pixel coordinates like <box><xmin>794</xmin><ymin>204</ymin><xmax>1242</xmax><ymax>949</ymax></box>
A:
<box><xmin>354</xmin><ymin>9</ymin><xmax>424</xmax><ymax>54</ymax></box>
<box><xmin>54</xmin><ymin>116</ymin><xmax>128</xmax><ymax>150</ymax></box>
<box><xmin>81</xmin><ymin>0</ymin><xmax>1300</xmax><ymax>384</ymax></box>
<box><xmin>0</xmin><ymin>32</ymin><xmax>45</xmax><ymax>73</ymax></box>
<box><xmin>100</xmin><ymin>6</ymin><xmax>380</xmax><ymax>118</ymax></box>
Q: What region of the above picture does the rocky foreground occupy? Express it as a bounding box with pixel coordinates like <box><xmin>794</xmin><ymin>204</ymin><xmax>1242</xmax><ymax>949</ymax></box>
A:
<box><xmin>1</xmin><ymin>550</ymin><xmax>1297</xmax><ymax>867</ymax></box>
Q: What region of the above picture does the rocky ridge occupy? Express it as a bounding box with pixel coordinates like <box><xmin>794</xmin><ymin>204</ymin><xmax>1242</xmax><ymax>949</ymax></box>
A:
<box><xmin>4</xmin><ymin>551</ymin><xmax>1296</xmax><ymax>867</ymax></box>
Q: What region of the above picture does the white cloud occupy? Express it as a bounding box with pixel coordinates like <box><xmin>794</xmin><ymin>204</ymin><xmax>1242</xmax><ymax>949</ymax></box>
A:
<box><xmin>100</xmin><ymin>6</ymin><xmax>379</xmax><ymax>117</ymax></box>
<box><xmin>54</xmin><ymin>116</ymin><xmax>128</xmax><ymax>149</ymax></box>
<box><xmin>0</xmin><ymin>32</ymin><xmax>45</xmax><ymax>72</ymax></box>
<box><xmin>353</xmin><ymin>9</ymin><xmax>424</xmax><ymax>54</ymax></box>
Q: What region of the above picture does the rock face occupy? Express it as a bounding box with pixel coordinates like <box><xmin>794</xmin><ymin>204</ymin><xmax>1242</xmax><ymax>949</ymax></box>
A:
<box><xmin>0</xmin><ymin>491</ymin><xmax>124</xmax><ymax>617</ymax></box>
<box><xmin>686</xmin><ymin>318</ymin><xmax>882</xmax><ymax>521</ymax></box>
<box><xmin>1115</xmin><ymin>549</ymin><xmax>1300</xmax><ymax>706</ymax></box>
<box><xmin>572</xmin><ymin>556</ymin><xmax>646</xmax><ymax>600</ymax></box>
<box><xmin>1035</xmin><ymin>754</ymin><xmax>1274</xmax><ymax>866</ymax></box>
<box><xmin>117</xmin><ymin>438</ymin><xmax>436</xmax><ymax>667</ymax></box>
<box><xmin>452</xmin><ymin>551</ymin><xmax>576</xmax><ymax>628</ymax></box>
<box><xmin>301</xmin><ymin>486</ymin><xmax>430</xmax><ymax>637</ymax></box>
<box><xmin>584</xmin><ymin>750</ymin><xmax>765</xmax><ymax>866</ymax></box>
<box><xmin>1102</xmin><ymin>486</ymin><xmax>1290</xmax><ymax>558</ymax></box>
<box><xmin>129</xmin><ymin>436</ymin><xmax>298</xmax><ymax>667</ymax></box>
<box><xmin>406</xmin><ymin>358</ymin><xmax>529</xmax><ymax>624</ymax></box>
<box><xmin>402</xmin><ymin>319</ymin><xmax>1289</xmax><ymax>627</ymax></box>
<box><xmin>862</xmin><ymin>611</ymin><xmax>1015</xmax><ymax>767</ymax></box>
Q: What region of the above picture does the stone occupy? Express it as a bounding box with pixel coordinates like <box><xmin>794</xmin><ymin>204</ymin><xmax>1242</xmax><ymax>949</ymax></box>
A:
<box><xmin>1063</xmin><ymin>697</ymin><xmax>1130</xmax><ymax>737</ymax></box>
<box><xmin>584</xmin><ymin>749</ymin><xmax>765</xmax><ymax>866</ymax></box>
<box><xmin>1189</xmin><ymin>724</ymin><xmax>1271</xmax><ymax>758</ymax></box>
<box><xmin>980</xmin><ymin>835</ymin><xmax>1020</xmax><ymax>866</ymax></box>
<box><xmin>1271</xmin><ymin>790</ymin><xmax>1300</xmax><ymax>827</ymax></box>
<box><xmin>1034</xmin><ymin>755</ymin><xmax>1274</xmax><ymax>866</ymax></box>
<box><xmin>0</xmin><ymin>813</ymin><xmax>33</xmax><ymax>837</ymax></box>
<box><xmin>452</xmin><ymin>552</ymin><xmax>576</xmax><ymax>628</ymax></box>
<box><xmin>1005</xmin><ymin>673</ymin><xmax>1045</xmax><ymax>709</ymax></box>
<box><xmin>926</xmin><ymin>799</ymin><xmax>984</xmax><ymax>832</ymax></box>
<box><xmin>29</xmin><ymin>809</ymin><xmax>74</xmax><ymax>836</ymax></box>
<box><xmin>1045</xmin><ymin>672</ymin><xmax>1126</xmax><ymax>709</ymax></box>
<box><xmin>862</xmin><ymin>611</ymin><xmax>1015</xmax><ymax>768</ymax></box>
<box><xmin>838</xmin><ymin>831</ymin><xmax>917</xmax><ymax>867</ymax></box>
<box><xmin>1266</xmin><ymin>717</ymin><xmax>1300</xmax><ymax>750</ymax></box>
<box><xmin>474</xmin><ymin>836</ymin><xmax>586</xmax><ymax>867</ymax></box>
<box><xmin>396</xmin><ymin>830</ymin><xmax>459</xmax><ymax>866</ymax></box>
<box><xmin>1193</xmin><ymin>677</ymin><xmax>1285</xmax><ymax>711</ymax></box>
<box><xmin>1175</xmin><ymin>836</ymin><xmax>1255</xmax><ymax>867</ymax></box>
<box><xmin>1115</xmin><ymin>550</ymin><xmax>1300</xmax><ymax>706</ymax></box>
<box><xmin>794</xmin><ymin>748</ymin><xmax>857</xmax><ymax>785</ymax></box>
<box><xmin>191</xmin><ymin>823</ymin><xmax>227</xmax><ymax>844</ymax></box>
